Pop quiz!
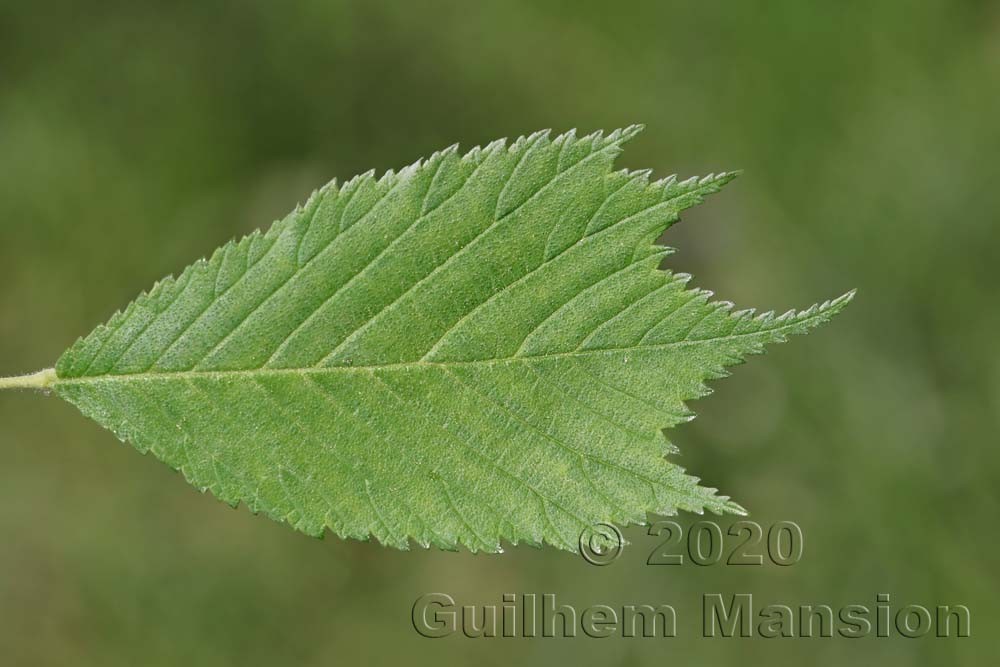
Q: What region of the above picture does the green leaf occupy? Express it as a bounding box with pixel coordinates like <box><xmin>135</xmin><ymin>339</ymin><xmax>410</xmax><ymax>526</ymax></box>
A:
<box><xmin>43</xmin><ymin>126</ymin><xmax>852</xmax><ymax>552</ymax></box>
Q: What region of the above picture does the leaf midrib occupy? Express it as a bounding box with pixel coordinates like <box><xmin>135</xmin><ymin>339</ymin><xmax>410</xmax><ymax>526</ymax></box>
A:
<box><xmin>55</xmin><ymin>311</ymin><xmax>826</xmax><ymax>385</ymax></box>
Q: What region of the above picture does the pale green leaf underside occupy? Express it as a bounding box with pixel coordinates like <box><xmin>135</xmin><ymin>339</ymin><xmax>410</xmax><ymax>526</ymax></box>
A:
<box><xmin>53</xmin><ymin>126</ymin><xmax>852</xmax><ymax>552</ymax></box>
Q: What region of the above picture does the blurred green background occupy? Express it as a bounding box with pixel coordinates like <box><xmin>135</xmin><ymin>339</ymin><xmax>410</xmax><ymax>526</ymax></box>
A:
<box><xmin>1</xmin><ymin>1</ymin><xmax>997</xmax><ymax>664</ymax></box>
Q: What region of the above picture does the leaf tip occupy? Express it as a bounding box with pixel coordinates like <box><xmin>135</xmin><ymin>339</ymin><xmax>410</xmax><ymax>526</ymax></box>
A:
<box><xmin>724</xmin><ymin>499</ymin><xmax>748</xmax><ymax>516</ymax></box>
<box><xmin>816</xmin><ymin>288</ymin><xmax>857</xmax><ymax>320</ymax></box>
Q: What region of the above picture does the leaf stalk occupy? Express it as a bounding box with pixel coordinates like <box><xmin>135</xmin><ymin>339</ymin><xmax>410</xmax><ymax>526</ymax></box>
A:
<box><xmin>0</xmin><ymin>368</ymin><xmax>57</xmax><ymax>391</ymax></box>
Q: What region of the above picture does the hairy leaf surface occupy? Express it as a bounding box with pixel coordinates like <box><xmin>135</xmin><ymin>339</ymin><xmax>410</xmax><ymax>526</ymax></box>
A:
<box><xmin>52</xmin><ymin>127</ymin><xmax>852</xmax><ymax>552</ymax></box>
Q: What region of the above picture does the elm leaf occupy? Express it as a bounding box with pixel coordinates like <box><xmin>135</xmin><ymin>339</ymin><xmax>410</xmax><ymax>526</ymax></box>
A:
<box><xmin>3</xmin><ymin>126</ymin><xmax>852</xmax><ymax>552</ymax></box>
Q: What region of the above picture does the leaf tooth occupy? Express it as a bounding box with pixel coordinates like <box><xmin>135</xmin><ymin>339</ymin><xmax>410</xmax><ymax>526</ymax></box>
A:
<box><xmin>604</xmin><ymin>127</ymin><xmax>625</xmax><ymax>143</ymax></box>
<box><xmin>656</xmin><ymin>173</ymin><xmax>678</xmax><ymax>189</ymax></box>
<box><xmin>651</xmin><ymin>245</ymin><xmax>678</xmax><ymax>258</ymax></box>
<box><xmin>460</xmin><ymin>143</ymin><xmax>486</xmax><ymax>163</ymax></box>
<box><xmin>685</xmin><ymin>287</ymin><xmax>714</xmax><ymax>303</ymax></box>
<box><xmin>341</xmin><ymin>168</ymin><xmax>376</xmax><ymax>193</ymax></box>
<box><xmin>506</xmin><ymin>128</ymin><xmax>550</xmax><ymax>154</ymax></box>
<box><xmin>801</xmin><ymin>302</ymin><xmax>821</xmax><ymax>317</ymax></box>
<box><xmin>433</xmin><ymin>142</ymin><xmax>461</xmax><ymax>164</ymax></box>
<box><xmin>583</xmin><ymin>128</ymin><xmax>604</xmax><ymax>145</ymax></box>
<box><xmin>755</xmin><ymin>309</ymin><xmax>776</xmax><ymax>323</ymax></box>
<box><xmin>506</xmin><ymin>134</ymin><xmax>527</xmax><ymax>152</ymax></box>
<box><xmin>705</xmin><ymin>365</ymin><xmax>731</xmax><ymax>381</ymax></box>
<box><xmin>146</xmin><ymin>274</ymin><xmax>176</xmax><ymax>302</ymax></box>
<box><xmin>613</xmin><ymin>123</ymin><xmax>645</xmax><ymax>145</ymax></box>
<box><xmin>555</xmin><ymin>127</ymin><xmax>577</xmax><ymax>144</ymax></box>
<box><xmin>723</xmin><ymin>500</ymin><xmax>749</xmax><ymax>516</ymax></box>
<box><xmin>619</xmin><ymin>166</ymin><xmax>653</xmax><ymax>186</ymax></box>
<box><xmin>775</xmin><ymin>308</ymin><xmax>798</xmax><ymax>323</ymax></box>
<box><xmin>479</xmin><ymin>137</ymin><xmax>507</xmax><ymax>157</ymax></box>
